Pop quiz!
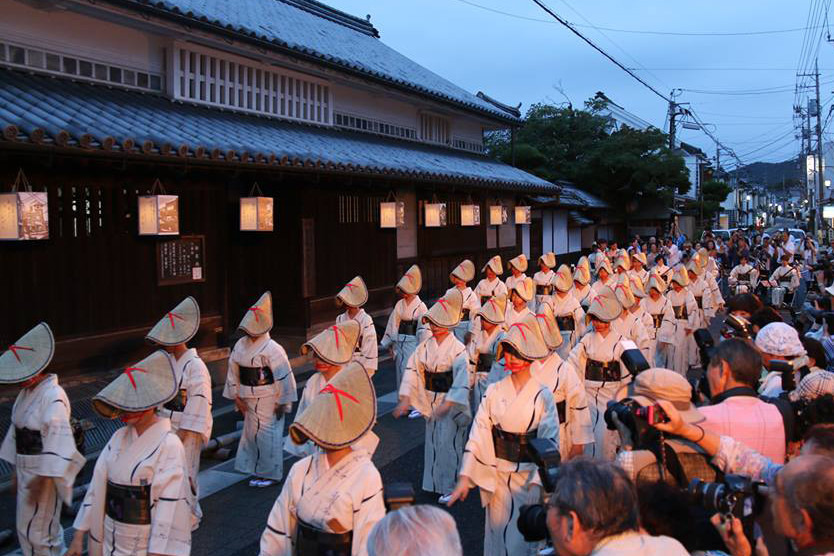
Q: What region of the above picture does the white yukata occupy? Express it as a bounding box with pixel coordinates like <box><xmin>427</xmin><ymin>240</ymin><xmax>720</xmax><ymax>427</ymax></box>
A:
<box><xmin>504</xmin><ymin>305</ymin><xmax>535</xmax><ymax>330</ymax></box>
<box><xmin>573</xmin><ymin>283</ymin><xmax>592</xmax><ymax>308</ymax></box>
<box><xmin>0</xmin><ymin>374</ymin><xmax>84</xmax><ymax>556</ymax></box>
<box><xmin>704</xmin><ymin>260</ymin><xmax>724</xmax><ymax>308</ymax></box>
<box><xmin>454</xmin><ymin>287</ymin><xmax>481</xmax><ymax>343</ymax></box>
<box><xmin>613</xmin><ymin>312</ymin><xmax>651</xmax><ymax>361</ymax></box>
<box><xmin>565</xmin><ymin>331</ymin><xmax>630</xmax><ymax>461</ymax></box>
<box><xmin>630</xmin><ymin>268</ymin><xmax>649</xmax><ymax>285</ymax></box>
<box><xmin>337</xmin><ymin>310</ymin><xmax>378</xmax><ymax>375</ymax></box>
<box><xmin>769</xmin><ymin>265</ymin><xmax>800</xmax><ymax>306</ymax></box>
<box><xmin>379</xmin><ymin>296</ymin><xmax>429</xmax><ymax>387</ymax></box>
<box><xmin>468</xmin><ymin>325</ymin><xmax>506</xmax><ymax>406</ymax></box>
<box><xmin>460</xmin><ymin>375</ymin><xmax>560</xmax><ymax>556</ymax></box>
<box><xmin>548</xmin><ymin>293</ymin><xmax>587</xmax><ymax>359</ymax></box>
<box><xmin>223</xmin><ymin>334</ymin><xmax>297</xmax><ymax>481</ymax></box>
<box><xmin>504</xmin><ymin>273</ymin><xmax>527</xmax><ymax>294</ymax></box>
<box><xmin>590</xmin><ymin>277</ymin><xmax>615</xmax><ymax>298</ymax></box>
<box><xmin>157</xmin><ymin>348</ymin><xmax>212</xmax><ymax>527</ymax></box>
<box><xmin>687</xmin><ymin>277</ymin><xmax>714</xmax><ymax>367</ymax></box>
<box><xmin>729</xmin><ymin>263</ymin><xmax>759</xmax><ymax>294</ymax></box>
<box><xmin>532</xmin><ymin>354</ymin><xmax>593</xmax><ymax>455</ymax></box>
<box><xmin>666</xmin><ymin>288</ymin><xmax>699</xmax><ymax>377</ymax></box>
<box><xmin>74</xmin><ymin>419</ymin><xmax>192</xmax><ymax>556</ymax></box>
<box><xmin>399</xmin><ymin>334</ymin><xmax>471</xmax><ymax>494</ymax></box>
<box><xmin>259</xmin><ymin>449</ymin><xmax>386</xmax><ymax>556</ymax></box>
<box><xmin>533</xmin><ymin>269</ymin><xmax>555</xmax><ymax>310</ymax></box>
<box><xmin>474</xmin><ymin>278</ymin><xmax>508</xmax><ymax>305</ymax></box>
<box><xmin>641</xmin><ymin>296</ymin><xmax>676</xmax><ymax>368</ymax></box>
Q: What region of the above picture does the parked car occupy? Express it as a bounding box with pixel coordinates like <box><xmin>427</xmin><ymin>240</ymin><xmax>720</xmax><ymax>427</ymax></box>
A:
<box><xmin>764</xmin><ymin>227</ymin><xmax>806</xmax><ymax>242</ymax></box>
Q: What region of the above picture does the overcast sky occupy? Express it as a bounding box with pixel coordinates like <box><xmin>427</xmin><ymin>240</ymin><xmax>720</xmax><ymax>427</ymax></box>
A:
<box><xmin>326</xmin><ymin>0</ymin><xmax>833</xmax><ymax>170</ymax></box>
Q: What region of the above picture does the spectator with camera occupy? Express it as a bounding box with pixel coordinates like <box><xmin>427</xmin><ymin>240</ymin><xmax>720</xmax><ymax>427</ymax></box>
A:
<box><xmin>545</xmin><ymin>459</ymin><xmax>688</xmax><ymax>555</ymax></box>
<box><xmin>757</xmin><ymin>322</ymin><xmax>809</xmax><ymax>398</ymax></box>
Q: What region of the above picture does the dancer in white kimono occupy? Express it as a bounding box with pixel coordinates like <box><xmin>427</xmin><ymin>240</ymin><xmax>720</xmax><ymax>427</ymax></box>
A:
<box><xmin>572</xmin><ymin>257</ymin><xmax>593</xmax><ymax>309</ymax></box>
<box><xmin>505</xmin><ymin>254</ymin><xmax>528</xmax><ymax>292</ymax></box>
<box><xmin>0</xmin><ymin>323</ymin><xmax>84</xmax><ymax>556</ymax></box>
<box><xmin>148</xmin><ymin>296</ymin><xmax>213</xmax><ymax>529</ymax></box>
<box><xmin>449</xmin><ymin>259</ymin><xmax>480</xmax><ymax>344</ymax></box>
<box><xmin>613</xmin><ymin>251</ymin><xmax>631</xmax><ymax>278</ymax></box>
<box><xmin>468</xmin><ymin>295</ymin><xmax>507</xmax><ymax>405</ymax></box>
<box><xmin>630</xmin><ymin>252</ymin><xmax>649</xmax><ymax>284</ymax></box>
<box><xmin>766</xmin><ymin>254</ymin><xmax>801</xmax><ymax>307</ymax></box>
<box><xmin>565</xmin><ymin>288</ymin><xmax>631</xmax><ymax>460</ymax></box>
<box><xmin>698</xmin><ymin>248</ymin><xmax>724</xmax><ymax>312</ymax></box>
<box><xmin>474</xmin><ymin>256</ymin><xmax>508</xmax><ymax>305</ymax></box>
<box><xmin>549</xmin><ymin>264</ymin><xmax>586</xmax><ymax>360</ymax></box>
<box><xmin>652</xmin><ymin>254</ymin><xmax>673</xmax><ymax>286</ymax></box>
<box><xmin>532</xmin><ymin>304</ymin><xmax>593</xmax><ymax>458</ymax></box>
<box><xmin>728</xmin><ymin>254</ymin><xmax>759</xmax><ymax>295</ymax></box>
<box><xmin>68</xmin><ymin>350</ymin><xmax>191</xmax><ymax>556</ymax></box>
<box><xmin>394</xmin><ymin>289</ymin><xmax>471</xmax><ymax>501</ymax></box>
<box><xmin>686</xmin><ymin>261</ymin><xmax>714</xmax><ymax>368</ymax></box>
<box><xmin>590</xmin><ymin>259</ymin><xmax>615</xmax><ymax>299</ymax></box>
<box><xmin>666</xmin><ymin>267</ymin><xmax>699</xmax><ymax>377</ymax></box>
<box><xmin>260</xmin><ymin>362</ymin><xmax>385</xmax><ymax>556</ymax></box>
<box><xmin>224</xmin><ymin>292</ymin><xmax>297</xmax><ymax>486</ymax></box>
<box><xmin>447</xmin><ymin>313</ymin><xmax>559</xmax><ymax>556</ymax></box>
<box><xmin>335</xmin><ymin>276</ymin><xmax>378</xmax><ymax>375</ymax></box>
<box><xmin>379</xmin><ymin>265</ymin><xmax>428</xmax><ymax>388</ymax></box>
<box><xmin>504</xmin><ymin>277</ymin><xmax>535</xmax><ymax>329</ymax></box>
<box><xmin>639</xmin><ymin>276</ymin><xmax>676</xmax><ymax>368</ymax></box>
<box><xmin>533</xmin><ymin>252</ymin><xmax>556</xmax><ymax>311</ymax></box>
<box><xmin>613</xmin><ymin>274</ymin><xmax>652</xmax><ymax>359</ymax></box>
<box><xmin>284</xmin><ymin>320</ymin><xmax>361</xmax><ymax>458</ymax></box>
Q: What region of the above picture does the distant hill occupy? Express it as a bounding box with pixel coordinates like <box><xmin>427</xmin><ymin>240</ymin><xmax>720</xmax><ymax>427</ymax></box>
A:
<box><xmin>732</xmin><ymin>158</ymin><xmax>802</xmax><ymax>187</ymax></box>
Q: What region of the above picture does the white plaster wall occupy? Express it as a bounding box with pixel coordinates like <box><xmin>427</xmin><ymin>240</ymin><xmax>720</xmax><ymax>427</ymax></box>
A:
<box><xmin>396</xmin><ymin>189</ymin><xmax>418</xmax><ymax>259</ymax></box>
<box><xmin>568</xmin><ymin>227</ymin><xmax>581</xmax><ymax>252</ymax></box>
<box><xmin>552</xmin><ymin>210</ymin><xmax>568</xmax><ymax>254</ymax></box>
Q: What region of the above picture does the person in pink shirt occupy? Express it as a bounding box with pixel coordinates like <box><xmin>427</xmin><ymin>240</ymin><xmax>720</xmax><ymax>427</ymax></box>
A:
<box><xmin>699</xmin><ymin>338</ymin><xmax>787</xmax><ymax>463</ymax></box>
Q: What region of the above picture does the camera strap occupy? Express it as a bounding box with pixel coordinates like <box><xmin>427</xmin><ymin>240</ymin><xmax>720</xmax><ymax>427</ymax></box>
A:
<box><xmin>647</xmin><ymin>434</ymin><xmax>689</xmax><ymax>488</ymax></box>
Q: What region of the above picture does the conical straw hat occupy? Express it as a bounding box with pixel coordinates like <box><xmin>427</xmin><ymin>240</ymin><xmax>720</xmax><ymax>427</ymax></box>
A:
<box><xmin>289</xmin><ymin>361</ymin><xmax>376</xmax><ymax>450</ymax></box>
<box><xmin>647</xmin><ymin>274</ymin><xmax>665</xmax><ymax>294</ymax></box>
<box><xmin>697</xmin><ymin>248</ymin><xmax>709</xmax><ymax>271</ymax></box>
<box><xmin>614</xmin><ymin>273</ymin><xmax>636</xmax><ymax>309</ymax></box>
<box><xmin>553</xmin><ymin>264</ymin><xmax>574</xmax><ymax>292</ymax></box>
<box><xmin>630</xmin><ymin>275</ymin><xmax>647</xmax><ymax>298</ymax></box>
<box><xmin>632</xmin><ymin>252</ymin><xmax>648</xmax><ymax>266</ymax></box>
<box><xmin>671</xmin><ymin>266</ymin><xmax>690</xmax><ymax>287</ymax></box>
<box><xmin>423</xmin><ymin>288</ymin><xmax>463</xmax><ymax>328</ymax></box>
<box><xmin>614</xmin><ymin>253</ymin><xmax>631</xmax><ymax>272</ymax></box>
<box><xmin>239</xmin><ymin>291</ymin><xmax>273</xmax><ymax>336</ymax></box>
<box><xmin>573</xmin><ymin>263</ymin><xmax>591</xmax><ymax>286</ymax></box>
<box><xmin>336</xmin><ymin>276</ymin><xmax>368</xmax><ymax>308</ymax></box>
<box><xmin>477</xmin><ymin>295</ymin><xmax>507</xmax><ymax>325</ymax></box>
<box><xmin>510</xmin><ymin>277</ymin><xmax>535</xmax><ymax>302</ymax></box>
<box><xmin>146</xmin><ymin>296</ymin><xmax>200</xmax><ymax>347</ymax></box>
<box><xmin>497</xmin><ymin>313</ymin><xmax>549</xmax><ymax>361</ymax></box>
<box><xmin>539</xmin><ymin>252</ymin><xmax>556</xmax><ymax>269</ymax></box>
<box><xmin>534</xmin><ymin>303</ymin><xmax>563</xmax><ymax>350</ymax></box>
<box><xmin>587</xmin><ymin>286</ymin><xmax>622</xmax><ymax>322</ymax></box>
<box><xmin>450</xmin><ymin>260</ymin><xmax>475</xmax><ymax>283</ymax></box>
<box><xmin>0</xmin><ymin>323</ymin><xmax>55</xmax><ymax>384</ymax></box>
<box><xmin>301</xmin><ymin>320</ymin><xmax>360</xmax><ymax>366</ymax></box>
<box><xmin>482</xmin><ymin>256</ymin><xmax>503</xmax><ymax>276</ymax></box>
<box><xmin>577</xmin><ymin>256</ymin><xmax>591</xmax><ymax>273</ymax></box>
<box><xmin>396</xmin><ymin>265</ymin><xmax>422</xmax><ymax>295</ymax></box>
<box><xmin>92</xmin><ymin>350</ymin><xmax>176</xmax><ymax>418</ymax></box>
<box><xmin>508</xmin><ymin>254</ymin><xmax>528</xmax><ymax>273</ymax></box>
<box><xmin>596</xmin><ymin>258</ymin><xmax>613</xmax><ymax>277</ymax></box>
<box><xmin>686</xmin><ymin>259</ymin><xmax>703</xmax><ymax>277</ymax></box>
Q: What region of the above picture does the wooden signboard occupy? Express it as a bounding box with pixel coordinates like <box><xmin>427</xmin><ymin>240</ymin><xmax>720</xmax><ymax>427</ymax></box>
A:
<box><xmin>157</xmin><ymin>235</ymin><xmax>206</xmax><ymax>286</ymax></box>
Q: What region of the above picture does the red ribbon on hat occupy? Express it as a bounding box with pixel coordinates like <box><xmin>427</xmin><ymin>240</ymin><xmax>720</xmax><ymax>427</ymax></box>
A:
<box><xmin>406</xmin><ymin>273</ymin><xmax>416</xmax><ymax>286</ymax></box>
<box><xmin>509</xmin><ymin>322</ymin><xmax>529</xmax><ymax>341</ymax></box>
<box><xmin>487</xmin><ymin>298</ymin><xmax>499</xmax><ymax>313</ymax></box>
<box><xmin>437</xmin><ymin>298</ymin><xmax>451</xmax><ymax>315</ymax></box>
<box><xmin>320</xmin><ymin>383</ymin><xmax>359</xmax><ymax>421</ymax></box>
<box><xmin>249</xmin><ymin>306</ymin><xmax>263</xmax><ymax>323</ymax></box>
<box><xmin>124</xmin><ymin>366</ymin><xmax>147</xmax><ymax>389</ymax></box>
<box><xmin>535</xmin><ymin>313</ymin><xmax>554</xmax><ymax>333</ymax></box>
<box><xmin>7</xmin><ymin>345</ymin><xmax>33</xmax><ymax>363</ymax></box>
<box><xmin>167</xmin><ymin>312</ymin><xmax>185</xmax><ymax>329</ymax></box>
<box><xmin>344</xmin><ymin>282</ymin><xmax>357</xmax><ymax>291</ymax></box>
<box><xmin>330</xmin><ymin>325</ymin><xmax>343</xmax><ymax>348</ymax></box>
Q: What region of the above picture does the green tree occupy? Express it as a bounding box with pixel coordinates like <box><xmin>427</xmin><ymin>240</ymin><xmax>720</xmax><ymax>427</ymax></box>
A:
<box><xmin>700</xmin><ymin>179</ymin><xmax>732</xmax><ymax>225</ymax></box>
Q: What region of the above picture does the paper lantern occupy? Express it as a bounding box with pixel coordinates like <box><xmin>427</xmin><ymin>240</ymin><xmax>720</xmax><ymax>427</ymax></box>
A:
<box><xmin>241</xmin><ymin>196</ymin><xmax>274</xmax><ymax>231</ymax></box>
<box><xmin>489</xmin><ymin>205</ymin><xmax>508</xmax><ymax>226</ymax></box>
<box><xmin>425</xmin><ymin>203</ymin><xmax>447</xmax><ymax>227</ymax></box>
<box><xmin>0</xmin><ymin>170</ymin><xmax>48</xmax><ymax>240</ymax></box>
<box><xmin>380</xmin><ymin>201</ymin><xmax>405</xmax><ymax>228</ymax></box>
<box><xmin>460</xmin><ymin>204</ymin><xmax>480</xmax><ymax>226</ymax></box>
<box><xmin>515</xmin><ymin>206</ymin><xmax>532</xmax><ymax>225</ymax></box>
<box><xmin>139</xmin><ymin>194</ymin><xmax>179</xmax><ymax>236</ymax></box>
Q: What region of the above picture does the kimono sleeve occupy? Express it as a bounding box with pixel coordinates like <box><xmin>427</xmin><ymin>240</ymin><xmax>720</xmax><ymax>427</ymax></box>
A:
<box><xmin>459</xmin><ymin>389</ymin><xmax>498</xmax><ymax>497</ymax></box>
<box><xmin>685</xmin><ymin>293</ymin><xmax>699</xmax><ymax>329</ymax></box>
<box><xmin>751</xmin><ymin>268</ymin><xmax>760</xmax><ymax>287</ymax></box>
<box><xmin>573</xmin><ymin>305</ymin><xmax>587</xmax><ymax>338</ymax></box>
<box><xmin>39</xmin><ymin>393</ymin><xmax>85</xmax><ymax>503</ymax></box>
<box><xmin>486</xmin><ymin>332</ymin><xmax>507</xmax><ymax>386</ymax></box>
<box><xmin>350</xmin><ymin>465</ymin><xmax>386</xmax><ymax>556</ymax></box>
<box><xmin>222</xmin><ymin>350</ymin><xmax>241</xmax><ymax>400</ymax></box>
<box><xmin>148</xmin><ymin>437</ymin><xmax>192</xmax><ymax>556</ymax></box>
<box><xmin>74</xmin><ymin>438</ymin><xmax>112</xmax><ymax>552</ymax></box>
<box><xmin>536</xmin><ymin>388</ymin><xmax>561</xmax><ymax>450</ymax></box>
<box><xmin>357</xmin><ymin>318</ymin><xmax>379</xmax><ymax>372</ymax></box>
<box><xmin>658</xmin><ymin>302</ymin><xmax>676</xmax><ymax>344</ymax></box>
<box><xmin>399</xmin><ymin>346</ymin><xmax>430</xmax><ymax>415</ymax></box>
<box><xmin>563</xmin><ymin>365</ymin><xmax>593</xmax><ymax>446</ymax></box>
<box><xmin>259</xmin><ymin>459</ymin><xmax>308</xmax><ymax>556</ymax></box>
<box><xmin>268</xmin><ymin>343</ymin><xmax>298</xmax><ymax>405</ymax></box>
<box><xmin>0</xmin><ymin>421</ymin><xmax>15</xmax><ymax>466</ymax></box>
<box><xmin>445</xmin><ymin>352</ymin><xmax>472</xmax><ymax>411</ymax></box>
<box><xmin>379</xmin><ymin>307</ymin><xmax>399</xmax><ymax>351</ymax></box>
<box><xmin>180</xmin><ymin>358</ymin><xmax>213</xmax><ymax>440</ymax></box>
<box><xmin>565</xmin><ymin>340</ymin><xmax>588</xmax><ymax>386</ymax></box>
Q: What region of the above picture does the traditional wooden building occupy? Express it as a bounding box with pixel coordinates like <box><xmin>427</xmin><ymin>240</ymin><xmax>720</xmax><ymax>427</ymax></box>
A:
<box><xmin>0</xmin><ymin>0</ymin><xmax>586</xmax><ymax>371</ymax></box>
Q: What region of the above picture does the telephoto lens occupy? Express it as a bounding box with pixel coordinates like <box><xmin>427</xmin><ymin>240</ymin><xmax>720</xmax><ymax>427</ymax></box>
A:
<box><xmin>516</xmin><ymin>504</ymin><xmax>550</xmax><ymax>543</ymax></box>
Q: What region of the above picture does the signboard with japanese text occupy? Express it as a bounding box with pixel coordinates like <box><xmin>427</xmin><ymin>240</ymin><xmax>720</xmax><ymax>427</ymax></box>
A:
<box><xmin>157</xmin><ymin>235</ymin><xmax>205</xmax><ymax>286</ymax></box>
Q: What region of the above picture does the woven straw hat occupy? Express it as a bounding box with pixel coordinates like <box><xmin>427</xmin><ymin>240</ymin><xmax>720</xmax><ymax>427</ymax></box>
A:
<box><xmin>573</xmin><ymin>263</ymin><xmax>591</xmax><ymax>286</ymax></box>
<box><xmin>477</xmin><ymin>295</ymin><xmax>507</xmax><ymax>325</ymax></box>
<box><xmin>336</xmin><ymin>276</ymin><xmax>369</xmax><ymax>308</ymax></box>
<box><xmin>697</xmin><ymin>248</ymin><xmax>710</xmax><ymax>271</ymax></box>
<box><xmin>497</xmin><ymin>313</ymin><xmax>549</xmax><ymax>361</ymax></box>
<box><xmin>539</xmin><ymin>252</ymin><xmax>556</xmax><ymax>269</ymax></box>
<box><xmin>553</xmin><ymin>264</ymin><xmax>574</xmax><ymax>292</ymax></box>
<box><xmin>630</xmin><ymin>275</ymin><xmax>647</xmax><ymax>298</ymax></box>
<box><xmin>92</xmin><ymin>350</ymin><xmax>176</xmax><ymax>418</ymax></box>
<box><xmin>647</xmin><ymin>274</ymin><xmax>666</xmax><ymax>294</ymax></box>
<box><xmin>614</xmin><ymin>273</ymin><xmax>637</xmax><ymax>309</ymax></box>
<box><xmin>510</xmin><ymin>277</ymin><xmax>535</xmax><ymax>302</ymax></box>
<box><xmin>289</xmin><ymin>361</ymin><xmax>376</xmax><ymax>450</ymax></box>
<box><xmin>577</xmin><ymin>256</ymin><xmax>591</xmax><ymax>273</ymax></box>
<box><xmin>396</xmin><ymin>265</ymin><xmax>422</xmax><ymax>295</ymax></box>
<box><xmin>614</xmin><ymin>253</ymin><xmax>631</xmax><ymax>272</ymax></box>
<box><xmin>239</xmin><ymin>291</ymin><xmax>273</xmax><ymax>336</ymax></box>
<box><xmin>146</xmin><ymin>296</ymin><xmax>200</xmax><ymax>347</ymax></box>
<box><xmin>686</xmin><ymin>260</ymin><xmax>703</xmax><ymax>277</ymax></box>
<box><xmin>587</xmin><ymin>286</ymin><xmax>622</xmax><ymax>322</ymax></box>
<box><xmin>534</xmin><ymin>303</ymin><xmax>563</xmax><ymax>350</ymax></box>
<box><xmin>301</xmin><ymin>320</ymin><xmax>360</xmax><ymax>366</ymax></box>
<box><xmin>670</xmin><ymin>266</ymin><xmax>690</xmax><ymax>287</ymax></box>
<box><xmin>423</xmin><ymin>288</ymin><xmax>463</xmax><ymax>328</ymax></box>
<box><xmin>596</xmin><ymin>258</ymin><xmax>613</xmax><ymax>277</ymax></box>
<box><xmin>450</xmin><ymin>260</ymin><xmax>476</xmax><ymax>283</ymax></box>
<box><xmin>632</xmin><ymin>252</ymin><xmax>648</xmax><ymax>266</ymax></box>
<box><xmin>508</xmin><ymin>254</ymin><xmax>528</xmax><ymax>273</ymax></box>
<box><xmin>482</xmin><ymin>256</ymin><xmax>504</xmax><ymax>276</ymax></box>
<box><xmin>0</xmin><ymin>323</ymin><xmax>55</xmax><ymax>384</ymax></box>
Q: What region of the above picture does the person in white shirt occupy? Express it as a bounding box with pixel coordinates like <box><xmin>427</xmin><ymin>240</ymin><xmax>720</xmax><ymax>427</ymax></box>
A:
<box><xmin>533</xmin><ymin>252</ymin><xmax>557</xmax><ymax>311</ymax></box>
<box><xmin>590</xmin><ymin>259</ymin><xmax>615</xmax><ymax>299</ymax></box>
<box><xmin>335</xmin><ymin>276</ymin><xmax>379</xmax><ymax>375</ymax></box>
<box><xmin>630</xmin><ymin>251</ymin><xmax>649</xmax><ymax>284</ymax></box>
<box><xmin>729</xmin><ymin>254</ymin><xmax>759</xmax><ymax>295</ymax></box>
<box><xmin>449</xmin><ymin>259</ymin><xmax>480</xmax><ymax>344</ymax></box>
<box><xmin>474</xmin><ymin>256</ymin><xmax>508</xmax><ymax>305</ymax></box>
<box><xmin>468</xmin><ymin>295</ymin><xmax>507</xmax><ymax>405</ymax></box>
<box><xmin>766</xmin><ymin>254</ymin><xmax>801</xmax><ymax>307</ymax></box>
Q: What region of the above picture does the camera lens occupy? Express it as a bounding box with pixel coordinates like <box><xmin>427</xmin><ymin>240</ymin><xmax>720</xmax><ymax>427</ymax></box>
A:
<box><xmin>517</xmin><ymin>504</ymin><xmax>550</xmax><ymax>543</ymax></box>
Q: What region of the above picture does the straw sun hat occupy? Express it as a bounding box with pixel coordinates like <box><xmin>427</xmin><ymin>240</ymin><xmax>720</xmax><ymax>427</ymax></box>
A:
<box><xmin>671</xmin><ymin>266</ymin><xmax>691</xmax><ymax>287</ymax></box>
<box><xmin>423</xmin><ymin>288</ymin><xmax>463</xmax><ymax>328</ymax></box>
<box><xmin>146</xmin><ymin>296</ymin><xmax>200</xmax><ymax>347</ymax></box>
<box><xmin>450</xmin><ymin>260</ymin><xmax>475</xmax><ymax>283</ymax></box>
<box><xmin>396</xmin><ymin>265</ymin><xmax>422</xmax><ymax>295</ymax></box>
<box><xmin>534</xmin><ymin>303</ymin><xmax>563</xmax><ymax>350</ymax></box>
<box><xmin>553</xmin><ymin>264</ymin><xmax>574</xmax><ymax>292</ymax></box>
<box><xmin>587</xmin><ymin>286</ymin><xmax>622</xmax><ymax>322</ymax></box>
<box><xmin>539</xmin><ymin>252</ymin><xmax>556</xmax><ymax>269</ymax></box>
<box><xmin>300</xmin><ymin>320</ymin><xmax>361</xmax><ymax>366</ymax></box>
<box><xmin>614</xmin><ymin>273</ymin><xmax>636</xmax><ymax>309</ymax></box>
<box><xmin>92</xmin><ymin>350</ymin><xmax>177</xmax><ymax>418</ymax></box>
<box><xmin>289</xmin><ymin>361</ymin><xmax>376</xmax><ymax>450</ymax></box>
<box><xmin>573</xmin><ymin>262</ymin><xmax>591</xmax><ymax>286</ymax></box>
<box><xmin>482</xmin><ymin>256</ymin><xmax>503</xmax><ymax>276</ymax></box>
<box><xmin>0</xmin><ymin>322</ymin><xmax>55</xmax><ymax>384</ymax></box>
<box><xmin>508</xmin><ymin>254</ymin><xmax>528</xmax><ymax>273</ymax></box>
<box><xmin>239</xmin><ymin>291</ymin><xmax>273</xmax><ymax>336</ymax></box>
<box><xmin>497</xmin><ymin>313</ymin><xmax>549</xmax><ymax>361</ymax></box>
<box><xmin>336</xmin><ymin>276</ymin><xmax>369</xmax><ymax>308</ymax></box>
<box><xmin>510</xmin><ymin>277</ymin><xmax>535</xmax><ymax>302</ymax></box>
<box><xmin>477</xmin><ymin>294</ymin><xmax>507</xmax><ymax>325</ymax></box>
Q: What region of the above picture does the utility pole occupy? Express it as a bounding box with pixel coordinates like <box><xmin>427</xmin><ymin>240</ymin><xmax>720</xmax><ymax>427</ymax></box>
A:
<box><xmin>815</xmin><ymin>59</ymin><xmax>825</xmax><ymax>223</ymax></box>
<box><xmin>668</xmin><ymin>98</ymin><xmax>677</xmax><ymax>150</ymax></box>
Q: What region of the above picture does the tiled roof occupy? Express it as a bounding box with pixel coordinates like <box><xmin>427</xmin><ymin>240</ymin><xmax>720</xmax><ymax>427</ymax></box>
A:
<box><xmin>112</xmin><ymin>0</ymin><xmax>522</xmax><ymax>122</ymax></box>
<box><xmin>0</xmin><ymin>70</ymin><xmax>554</xmax><ymax>191</ymax></box>
<box><xmin>559</xmin><ymin>184</ymin><xmax>608</xmax><ymax>209</ymax></box>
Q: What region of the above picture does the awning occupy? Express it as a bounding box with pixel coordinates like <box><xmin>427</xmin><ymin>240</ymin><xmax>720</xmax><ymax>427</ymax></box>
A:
<box><xmin>0</xmin><ymin>70</ymin><xmax>556</xmax><ymax>192</ymax></box>
<box><xmin>568</xmin><ymin>211</ymin><xmax>594</xmax><ymax>227</ymax></box>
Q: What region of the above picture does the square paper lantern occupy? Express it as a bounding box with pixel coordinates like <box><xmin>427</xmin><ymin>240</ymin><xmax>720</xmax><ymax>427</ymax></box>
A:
<box><xmin>425</xmin><ymin>203</ymin><xmax>447</xmax><ymax>227</ymax></box>
<box><xmin>138</xmin><ymin>194</ymin><xmax>179</xmax><ymax>235</ymax></box>
<box><xmin>0</xmin><ymin>191</ymin><xmax>49</xmax><ymax>240</ymax></box>
<box><xmin>515</xmin><ymin>206</ymin><xmax>532</xmax><ymax>225</ymax></box>
<box><xmin>380</xmin><ymin>201</ymin><xmax>405</xmax><ymax>228</ymax></box>
<box><xmin>241</xmin><ymin>196</ymin><xmax>274</xmax><ymax>231</ymax></box>
<box><xmin>460</xmin><ymin>204</ymin><xmax>481</xmax><ymax>226</ymax></box>
<box><xmin>489</xmin><ymin>205</ymin><xmax>508</xmax><ymax>226</ymax></box>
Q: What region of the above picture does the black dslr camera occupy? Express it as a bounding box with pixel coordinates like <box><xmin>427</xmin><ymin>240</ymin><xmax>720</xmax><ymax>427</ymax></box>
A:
<box><xmin>689</xmin><ymin>475</ymin><xmax>765</xmax><ymax>544</ymax></box>
<box><xmin>516</xmin><ymin>438</ymin><xmax>561</xmax><ymax>543</ymax></box>
<box><xmin>721</xmin><ymin>314</ymin><xmax>753</xmax><ymax>340</ymax></box>
<box><xmin>604</xmin><ymin>398</ymin><xmax>669</xmax><ymax>449</ymax></box>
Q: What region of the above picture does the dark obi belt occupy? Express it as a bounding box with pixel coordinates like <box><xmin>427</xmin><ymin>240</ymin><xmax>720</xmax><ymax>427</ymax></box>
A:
<box><xmin>536</xmin><ymin>285</ymin><xmax>553</xmax><ymax>296</ymax></box>
<box><xmin>424</xmin><ymin>370</ymin><xmax>454</xmax><ymax>393</ymax></box>
<box><xmin>694</xmin><ymin>296</ymin><xmax>703</xmax><ymax>309</ymax></box>
<box><xmin>673</xmin><ymin>305</ymin><xmax>688</xmax><ymax>320</ymax></box>
<box><xmin>398</xmin><ymin>320</ymin><xmax>418</xmax><ymax>336</ymax></box>
<box><xmin>106</xmin><ymin>481</ymin><xmax>151</xmax><ymax>525</ymax></box>
<box><xmin>460</xmin><ymin>309</ymin><xmax>470</xmax><ymax>322</ymax></box>
<box><xmin>555</xmin><ymin>315</ymin><xmax>575</xmax><ymax>331</ymax></box>
<box><xmin>239</xmin><ymin>366</ymin><xmax>274</xmax><ymax>387</ymax></box>
<box><xmin>15</xmin><ymin>427</ymin><xmax>42</xmax><ymax>455</ymax></box>
<box><xmin>476</xmin><ymin>353</ymin><xmax>495</xmax><ymax>374</ymax></box>
<box><xmin>556</xmin><ymin>400</ymin><xmax>566</xmax><ymax>424</ymax></box>
<box><xmin>296</xmin><ymin>520</ymin><xmax>352</xmax><ymax>556</ymax></box>
<box><xmin>736</xmin><ymin>273</ymin><xmax>750</xmax><ymax>283</ymax></box>
<box><xmin>163</xmin><ymin>389</ymin><xmax>188</xmax><ymax>412</ymax></box>
<box><xmin>585</xmin><ymin>359</ymin><xmax>622</xmax><ymax>382</ymax></box>
<box><xmin>492</xmin><ymin>427</ymin><xmax>538</xmax><ymax>463</ymax></box>
<box><xmin>651</xmin><ymin>314</ymin><xmax>663</xmax><ymax>329</ymax></box>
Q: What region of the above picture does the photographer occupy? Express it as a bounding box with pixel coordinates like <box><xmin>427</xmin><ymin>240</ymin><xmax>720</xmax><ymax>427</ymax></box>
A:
<box><xmin>726</xmin><ymin>293</ymin><xmax>764</xmax><ymax>321</ymax></box>
<box><xmin>545</xmin><ymin>459</ymin><xmax>688</xmax><ymax>555</ymax></box>
<box><xmin>756</xmin><ymin>322</ymin><xmax>807</xmax><ymax>398</ymax></box>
